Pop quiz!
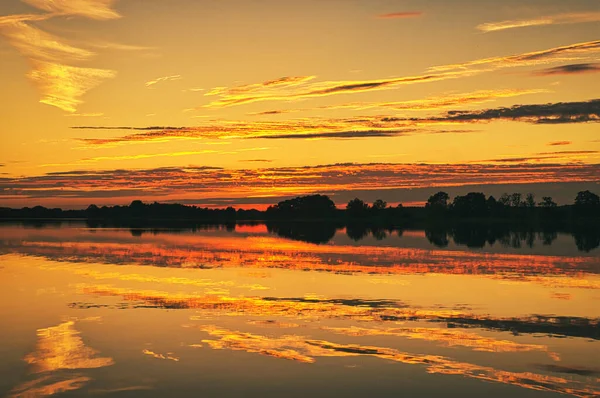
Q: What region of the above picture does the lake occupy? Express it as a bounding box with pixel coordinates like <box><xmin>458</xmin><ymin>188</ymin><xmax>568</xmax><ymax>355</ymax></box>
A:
<box><xmin>0</xmin><ymin>222</ymin><xmax>598</xmax><ymax>397</ymax></box>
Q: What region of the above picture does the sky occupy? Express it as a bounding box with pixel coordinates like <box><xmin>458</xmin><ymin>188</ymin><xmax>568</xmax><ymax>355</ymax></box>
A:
<box><xmin>0</xmin><ymin>0</ymin><xmax>599</xmax><ymax>209</ymax></box>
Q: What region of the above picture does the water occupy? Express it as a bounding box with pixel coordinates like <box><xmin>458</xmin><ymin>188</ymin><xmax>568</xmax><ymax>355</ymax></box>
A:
<box><xmin>0</xmin><ymin>222</ymin><xmax>598</xmax><ymax>397</ymax></box>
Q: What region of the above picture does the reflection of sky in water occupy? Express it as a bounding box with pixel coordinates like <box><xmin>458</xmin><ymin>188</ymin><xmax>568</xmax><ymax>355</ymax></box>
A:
<box><xmin>0</xmin><ymin>224</ymin><xmax>598</xmax><ymax>397</ymax></box>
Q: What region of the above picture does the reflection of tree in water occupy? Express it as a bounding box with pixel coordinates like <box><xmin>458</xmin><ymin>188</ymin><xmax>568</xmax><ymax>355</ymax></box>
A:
<box><xmin>426</xmin><ymin>229</ymin><xmax>449</xmax><ymax>248</ymax></box>
<box><xmin>346</xmin><ymin>224</ymin><xmax>400</xmax><ymax>242</ymax></box>
<box><xmin>346</xmin><ymin>224</ymin><xmax>369</xmax><ymax>242</ymax></box>
<box><xmin>266</xmin><ymin>222</ymin><xmax>338</xmax><ymax>244</ymax></box>
<box><xmin>423</xmin><ymin>226</ymin><xmax>597</xmax><ymax>252</ymax></box>
<box><xmin>573</xmin><ymin>227</ymin><xmax>600</xmax><ymax>252</ymax></box>
<box><xmin>539</xmin><ymin>230</ymin><xmax>558</xmax><ymax>246</ymax></box>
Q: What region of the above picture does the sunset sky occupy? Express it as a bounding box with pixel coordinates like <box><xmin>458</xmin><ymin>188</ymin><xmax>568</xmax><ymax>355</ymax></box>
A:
<box><xmin>1</xmin><ymin>0</ymin><xmax>599</xmax><ymax>208</ymax></box>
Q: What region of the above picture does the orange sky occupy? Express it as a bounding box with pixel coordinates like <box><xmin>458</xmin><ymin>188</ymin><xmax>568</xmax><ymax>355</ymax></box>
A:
<box><xmin>0</xmin><ymin>0</ymin><xmax>599</xmax><ymax>208</ymax></box>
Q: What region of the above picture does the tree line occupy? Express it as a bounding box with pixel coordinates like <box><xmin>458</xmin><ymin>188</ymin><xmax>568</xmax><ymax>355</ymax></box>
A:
<box><xmin>1</xmin><ymin>190</ymin><xmax>598</xmax><ymax>223</ymax></box>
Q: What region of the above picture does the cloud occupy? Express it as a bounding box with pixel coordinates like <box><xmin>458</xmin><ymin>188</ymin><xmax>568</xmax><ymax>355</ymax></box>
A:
<box><xmin>477</xmin><ymin>12</ymin><xmax>600</xmax><ymax>32</ymax></box>
<box><xmin>28</xmin><ymin>61</ymin><xmax>116</xmax><ymax>112</ymax></box>
<box><xmin>0</xmin><ymin>21</ymin><xmax>93</xmax><ymax>61</ymax></box>
<box><xmin>0</xmin><ymin>2</ymin><xmax>121</xmax><ymax>112</ymax></box>
<box><xmin>248</xmin><ymin>109</ymin><xmax>298</xmax><ymax>116</ymax></box>
<box><xmin>87</xmin><ymin>41</ymin><xmax>155</xmax><ymax>51</ymax></box>
<box><xmin>390</xmin><ymin>99</ymin><xmax>600</xmax><ymax>125</ymax></box>
<box><xmin>239</xmin><ymin>159</ymin><xmax>274</xmax><ymax>163</ymax></box>
<box><xmin>145</xmin><ymin>75</ymin><xmax>182</xmax><ymax>88</ymax></box>
<box><xmin>533</xmin><ymin>63</ymin><xmax>600</xmax><ymax>76</ymax></box>
<box><xmin>377</xmin><ymin>12</ymin><xmax>422</xmax><ymax>19</ymax></box>
<box><xmin>428</xmin><ymin>40</ymin><xmax>600</xmax><ymax>73</ymax></box>
<box><xmin>70</xmin><ymin>99</ymin><xmax>597</xmax><ymax>145</ymax></box>
<box><xmin>64</xmin><ymin>112</ymin><xmax>105</xmax><ymax>117</ymax></box>
<box><xmin>258</xmin><ymin>129</ymin><xmax>416</xmax><ymax>140</ymax></box>
<box><xmin>1</xmin><ymin>163</ymin><xmax>598</xmax><ymax>203</ymax></box>
<box><xmin>478</xmin><ymin>150</ymin><xmax>598</xmax><ymax>164</ymax></box>
<box><xmin>203</xmin><ymin>70</ymin><xmax>475</xmax><ymax>108</ymax></box>
<box><xmin>21</xmin><ymin>0</ymin><xmax>122</xmax><ymax>20</ymax></box>
<box><xmin>320</xmin><ymin>89</ymin><xmax>549</xmax><ymax>111</ymax></box>
<box><xmin>200</xmin><ymin>40</ymin><xmax>599</xmax><ymax>109</ymax></box>
<box><xmin>547</xmin><ymin>141</ymin><xmax>571</xmax><ymax>146</ymax></box>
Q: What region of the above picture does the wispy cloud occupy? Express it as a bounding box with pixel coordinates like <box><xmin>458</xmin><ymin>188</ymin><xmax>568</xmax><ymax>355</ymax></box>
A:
<box><xmin>2</xmin><ymin>163</ymin><xmax>598</xmax><ymax>203</ymax></box>
<box><xmin>203</xmin><ymin>70</ymin><xmax>475</xmax><ymax>108</ymax></box>
<box><xmin>71</xmin><ymin>99</ymin><xmax>598</xmax><ymax>146</ymax></box>
<box><xmin>21</xmin><ymin>0</ymin><xmax>122</xmax><ymax>20</ymax></box>
<box><xmin>377</xmin><ymin>12</ymin><xmax>422</xmax><ymax>19</ymax></box>
<box><xmin>29</xmin><ymin>61</ymin><xmax>116</xmax><ymax>112</ymax></box>
<box><xmin>0</xmin><ymin>1</ymin><xmax>121</xmax><ymax>112</ymax></box>
<box><xmin>533</xmin><ymin>63</ymin><xmax>600</xmax><ymax>76</ymax></box>
<box><xmin>0</xmin><ymin>21</ymin><xmax>94</xmax><ymax>61</ymax></box>
<box><xmin>64</xmin><ymin>112</ymin><xmax>105</xmax><ymax>118</ymax></box>
<box><xmin>320</xmin><ymin>89</ymin><xmax>549</xmax><ymax>111</ymax></box>
<box><xmin>71</xmin><ymin>118</ymin><xmax>474</xmax><ymax>145</ymax></box>
<box><xmin>201</xmin><ymin>40</ymin><xmax>599</xmax><ymax>109</ymax></box>
<box><xmin>428</xmin><ymin>40</ymin><xmax>600</xmax><ymax>73</ymax></box>
<box><xmin>477</xmin><ymin>12</ymin><xmax>600</xmax><ymax>32</ymax></box>
<box><xmin>547</xmin><ymin>141</ymin><xmax>572</xmax><ymax>146</ymax></box>
<box><xmin>145</xmin><ymin>75</ymin><xmax>182</xmax><ymax>88</ymax></box>
<box><xmin>478</xmin><ymin>150</ymin><xmax>598</xmax><ymax>164</ymax></box>
<box><xmin>389</xmin><ymin>99</ymin><xmax>600</xmax><ymax>125</ymax></box>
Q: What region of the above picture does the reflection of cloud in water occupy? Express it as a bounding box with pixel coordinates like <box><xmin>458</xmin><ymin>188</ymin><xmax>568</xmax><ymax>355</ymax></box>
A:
<box><xmin>24</xmin><ymin>321</ymin><xmax>114</xmax><ymax>373</ymax></box>
<box><xmin>29</xmin><ymin>262</ymin><xmax>270</xmax><ymax>292</ymax></box>
<box><xmin>9</xmin><ymin>321</ymin><xmax>114</xmax><ymax>397</ymax></box>
<box><xmin>142</xmin><ymin>349</ymin><xmax>179</xmax><ymax>362</ymax></box>
<box><xmin>193</xmin><ymin>325</ymin><xmax>599</xmax><ymax>398</ymax></box>
<box><xmin>321</xmin><ymin>326</ymin><xmax>556</xmax><ymax>355</ymax></box>
<box><xmin>535</xmin><ymin>364</ymin><xmax>600</xmax><ymax>377</ymax></box>
<box><xmin>247</xmin><ymin>320</ymin><xmax>301</xmax><ymax>328</ymax></box>
<box><xmin>75</xmin><ymin>286</ymin><xmax>600</xmax><ymax>340</ymax></box>
<box><xmin>9</xmin><ymin>375</ymin><xmax>91</xmax><ymax>398</ymax></box>
<box><xmin>3</xmin><ymin>236</ymin><xmax>599</xmax><ymax>287</ymax></box>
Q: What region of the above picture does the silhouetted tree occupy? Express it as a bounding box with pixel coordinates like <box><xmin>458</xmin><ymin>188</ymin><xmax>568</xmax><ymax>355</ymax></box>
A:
<box><xmin>539</xmin><ymin>197</ymin><xmax>557</xmax><ymax>208</ymax></box>
<box><xmin>426</xmin><ymin>192</ymin><xmax>450</xmax><ymax>209</ymax></box>
<box><xmin>499</xmin><ymin>193</ymin><xmax>511</xmax><ymax>206</ymax></box>
<box><xmin>509</xmin><ymin>193</ymin><xmax>523</xmax><ymax>208</ymax></box>
<box><xmin>346</xmin><ymin>198</ymin><xmax>370</xmax><ymax>217</ymax></box>
<box><xmin>575</xmin><ymin>190</ymin><xmax>600</xmax><ymax>207</ymax></box>
<box><xmin>372</xmin><ymin>199</ymin><xmax>387</xmax><ymax>211</ymax></box>
<box><xmin>451</xmin><ymin>192</ymin><xmax>488</xmax><ymax>217</ymax></box>
<box><xmin>525</xmin><ymin>193</ymin><xmax>536</xmax><ymax>208</ymax></box>
<box><xmin>267</xmin><ymin>195</ymin><xmax>337</xmax><ymax>218</ymax></box>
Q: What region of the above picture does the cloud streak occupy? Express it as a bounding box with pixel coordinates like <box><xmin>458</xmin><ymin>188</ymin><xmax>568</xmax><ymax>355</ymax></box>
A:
<box><xmin>145</xmin><ymin>75</ymin><xmax>182</xmax><ymax>88</ymax></box>
<box><xmin>200</xmin><ymin>40</ymin><xmax>599</xmax><ymax>109</ymax></box>
<box><xmin>29</xmin><ymin>61</ymin><xmax>116</xmax><ymax>112</ymax></box>
<box><xmin>390</xmin><ymin>99</ymin><xmax>600</xmax><ymax>125</ymax></box>
<box><xmin>320</xmin><ymin>89</ymin><xmax>549</xmax><ymax>111</ymax></box>
<box><xmin>1</xmin><ymin>163</ymin><xmax>598</xmax><ymax>203</ymax></box>
<box><xmin>428</xmin><ymin>40</ymin><xmax>600</xmax><ymax>73</ymax></box>
<box><xmin>70</xmin><ymin>99</ymin><xmax>597</xmax><ymax>145</ymax></box>
<box><xmin>21</xmin><ymin>0</ymin><xmax>122</xmax><ymax>20</ymax></box>
<box><xmin>478</xmin><ymin>12</ymin><xmax>600</xmax><ymax>32</ymax></box>
<box><xmin>533</xmin><ymin>63</ymin><xmax>600</xmax><ymax>76</ymax></box>
<box><xmin>0</xmin><ymin>1</ymin><xmax>121</xmax><ymax>112</ymax></box>
<box><xmin>72</xmin><ymin>117</ymin><xmax>472</xmax><ymax>145</ymax></box>
<box><xmin>377</xmin><ymin>12</ymin><xmax>422</xmax><ymax>19</ymax></box>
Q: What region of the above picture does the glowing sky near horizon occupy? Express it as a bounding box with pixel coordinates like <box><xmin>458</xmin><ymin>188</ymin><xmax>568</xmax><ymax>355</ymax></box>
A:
<box><xmin>0</xmin><ymin>0</ymin><xmax>599</xmax><ymax>207</ymax></box>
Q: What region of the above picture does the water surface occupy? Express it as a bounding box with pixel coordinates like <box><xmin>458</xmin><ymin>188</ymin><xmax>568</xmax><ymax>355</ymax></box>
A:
<box><xmin>0</xmin><ymin>223</ymin><xmax>598</xmax><ymax>397</ymax></box>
